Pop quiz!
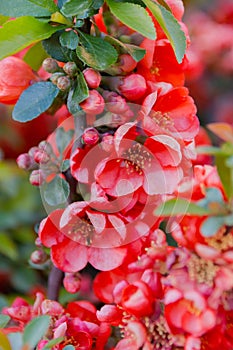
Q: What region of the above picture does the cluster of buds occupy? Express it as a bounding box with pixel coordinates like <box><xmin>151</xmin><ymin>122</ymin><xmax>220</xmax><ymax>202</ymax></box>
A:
<box><xmin>16</xmin><ymin>140</ymin><xmax>56</xmax><ymax>186</ymax></box>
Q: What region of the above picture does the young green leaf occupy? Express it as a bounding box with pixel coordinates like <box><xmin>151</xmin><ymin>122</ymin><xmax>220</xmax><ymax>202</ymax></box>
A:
<box><xmin>60</xmin><ymin>30</ymin><xmax>79</xmax><ymax>50</ymax></box>
<box><xmin>0</xmin><ymin>15</ymin><xmax>9</xmax><ymax>25</ymax></box>
<box><xmin>105</xmin><ymin>35</ymin><xmax>146</xmax><ymax>62</ymax></box>
<box><xmin>67</xmin><ymin>73</ymin><xmax>89</xmax><ymax>114</ymax></box>
<box><xmin>106</xmin><ymin>0</ymin><xmax>156</xmax><ymax>40</ymax></box>
<box><xmin>23</xmin><ymin>42</ymin><xmax>48</xmax><ymax>71</ymax></box>
<box><xmin>13</xmin><ymin>82</ymin><xmax>60</xmax><ymax>123</ymax></box>
<box><xmin>76</xmin><ymin>31</ymin><xmax>118</xmax><ymax>70</ymax></box>
<box><xmin>43</xmin><ymin>176</ymin><xmax>70</xmax><ymax>206</ymax></box>
<box><xmin>27</xmin><ymin>0</ymin><xmax>58</xmax><ymax>13</ymax></box>
<box><xmin>56</xmin><ymin>127</ymin><xmax>74</xmax><ymax>155</ymax></box>
<box><xmin>0</xmin><ymin>0</ymin><xmax>55</xmax><ymax>17</ymax></box>
<box><xmin>0</xmin><ymin>331</ymin><xmax>11</xmax><ymax>350</ymax></box>
<box><xmin>142</xmin><ymin>0</ymin><xmax>186</xmax><ymax>63</ymax></box>
<box><xmin>0</xmin><ymin>315</ymin><xmax>10</xmax><ymax>328</ymax></box>
<box><xmin>0</xmin><ymin>16</ymin><xmax>63</xmax><ymax>60</ymax></box>
<box><xmin>154</xmin><ymin>198</ymin><xmax>211</xmax><ymax>217</ymax></box>
<box><xmin>200</xmin><ymin>216</ymin><xmax>225</xmax><ymax>237</ymax></box>
<box><xmin>61</xmin><ymin>0</ymin><xmax>95</xmax><ymax>18</ymax></box>
<box><xmin>43</xmin><ymin>337</ymin><xmax>64</xmax><ymax>349</ymax></box>
<box><xmin>23</xmin><ymin>315</ymin><xmax>50</xmax><ymax>348</ymax></box>
<box><xmin>215</xmin><ymin>154</ymin><xmax>233</xmax><ymax>199</ymax></box>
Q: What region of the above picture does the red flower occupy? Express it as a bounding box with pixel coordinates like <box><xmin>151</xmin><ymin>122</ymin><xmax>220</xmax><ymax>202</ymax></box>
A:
<box><xmin>0</xmin><ymin>56</ymin><xmax>37</xmax><ymax>105</ymax></box>
<box><xmin>137</xmin><ymin>39</ymin><xmax>188</xmax><ymax>87</ymax></box>
<box><xmin>38</xmin><ymin>204</ymin><xmax>129</xmax><ymax>273</ymax></box>
<box><xmin>95</xmin><ymin>122</ymin><xmax>184</xmax><ymax>197</ymax></box>
<box><xmin>164</xmin><ymin>288</ymin><xmax>217</xmax><ymax>337</ymax></box>
<box><xmin>141</xmin><ymin>82</ymin><xmax>199</xmax><ymax>141</ymax></box>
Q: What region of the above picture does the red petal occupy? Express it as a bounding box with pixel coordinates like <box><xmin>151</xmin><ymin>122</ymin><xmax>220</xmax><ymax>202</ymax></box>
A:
<box><xmin>89</xmin><ymin>247</ymin><xmax>126</xmax><ymax>271</ymax></box>
<box><xmin>51</xmin><ymin>239</ymin><xmax>88</xmax><ymax>272</ymax></box>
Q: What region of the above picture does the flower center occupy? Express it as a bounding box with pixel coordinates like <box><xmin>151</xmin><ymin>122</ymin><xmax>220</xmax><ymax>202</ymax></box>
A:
<box><xmin>187</xmin><ymin>254</ymin><xmax>218</xmax><ymax>287</ymax></box>
<box><xmin>123</xmin><ymin>143</ymin><xmax>152</xmax><ymax>175</ymax></box>
<box><xmin>144</xmin><ymin>316</ymin><xmax>175</xmax><ymax>349</ymax></box>
<box><xmin>206</xmin><ymin>227</ymin><xmax>233</xmax><ymax>251</ymax></box>
<box><xmin>68</xmin><ymin>217</ymin><xmax>94</xmax><ymax>245</ymax></box>
<box><xmin>151</xmin><ymin>111</ymin><xmax>175</xmax><ymax>132</ymax></box>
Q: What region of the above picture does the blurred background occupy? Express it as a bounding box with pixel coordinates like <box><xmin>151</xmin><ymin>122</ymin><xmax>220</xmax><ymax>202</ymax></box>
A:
<box><xmin>0</xmin><ymin>0</ymin><xmax>232</xmax><ymax>306</ymax></box>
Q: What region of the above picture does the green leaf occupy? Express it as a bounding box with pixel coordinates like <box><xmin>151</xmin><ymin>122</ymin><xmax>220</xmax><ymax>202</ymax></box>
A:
<box><xmin>106</xmin><ymin>0</ymin><xmax>156</xmax><ymax>40</ymax></box>
<box><xmin>0</xmin><ymin>232</ymin><xmax>18</xmax><ymax>260</ymax></box>
<box><xmin>0</xmin><ymin>315</ymin><xmax>10</xmax><ymax>328</ymax></box>
<box><xmin>8</xmin><ymin>333</ymin><xmax>23</xmax><ymax>350</ymax></box>
<box><xmin>23</xmin><ymin>315</ymin><xmax>50</xmax><ymax>348</ymax></box>
<box><xmin>60</xmin><ymin>30</ymin><xmax>79</xmax><ymax>50</ymax></box>
<box><xmin>43</xmin><ymin>337</ymin><xmax>64</xmax><ymax>349</ymax></box>
<box><xmin>61</xmin><ymin>159</ymin><xmax>70</xmax><ymax>172</ymax></box>
<box><xmin>43</xmin><ymin>31</ymin><xmax>77</xmax><ymax>62</ymax></box>
<box><xmin>27</xmin><ymin>0</ymin><xmax>58</xmax><ymax>13</ymax></box>
<box><xmin>13</xmin><ymin>82</ymin><xmax>60</xmax><ymax>123</ymax></box>
<box><xmin>216</xmin><ymin>154</ymin><xmax>233</xmax><ymax>199</ymax></box>
<box><xmin>76</xmin><ymin>31</ymin><xmax>118</xmax><ymax>70</ymax></box>
<box><xmin>56</xmin><ymin>127</ymin><xmax>74</xmax><ymax>155</ymax></box>
<box><xmin>43</xmin><ymin>176</ymin><xmax>70</xmax><ymax>206</ymax></box>
<box><xmin>0</xmin><ymin>16</ymin><xmax>63</xmax><ymax>60</ymax></box>
<box><xmin>23</xmin><ymin>42</ymin><xmax>48</xmax><ymax>70</ymax></box>
<box><xmin>196</xmin><ymin>146</ymin><xmax>223</xmax><ymax>155</ymax></box>
<box><xmin>0</xmin><ymin>15</ymin><xmax>9</xmax><ymax>25</ymax></box>
<box><xmin>63</xmin><ymin>346</ymin><xmax>75</xmax><ymax>350</ymax></box>
<box><xmin>61</xmin><ymin>0</ymin><xmax>96</xmax><ymax>18</ymax></box>
<box><xmin>67</xmin><ymin>73</ymin><xmax>89</xmax><ymax>114</ymax></box>
<box><xmin>200</xmin><ymin>216</ymin><xmax>225</xmax><ymax>237</ymax></box>
<box><xmin>0</xmin><ymin>0</ymin><xmax>53</xmax><ymax>17</ymax></box>
<box><xmin>154</xmin><ymin>198</ymin><xmax>211</xmax><ymax>216</ymax></box>
<box><xmin>142</xmin><ymin>0</ymin><xmax>186</xmax><ymax>63</ymax></box>
<box><xmin>105</xmin><ymin>35</ymin><xmax>146</xmax><ymax>62</ymax></box>
<box><xmin>0</xmin><ymin>331</ymin><xmax>11</xmax><ymax>350</ymax></box>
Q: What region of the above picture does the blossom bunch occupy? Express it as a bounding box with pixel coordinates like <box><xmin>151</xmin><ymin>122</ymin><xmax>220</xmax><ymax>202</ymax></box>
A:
<box><xmin>0</xmin><ymin>0</ymin><xmax>233</xmax><ymax>349</ymax></box>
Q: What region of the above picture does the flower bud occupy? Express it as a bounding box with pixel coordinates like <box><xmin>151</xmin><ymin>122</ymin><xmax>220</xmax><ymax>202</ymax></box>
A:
<box><xmin>83</xmin><ymin>68</ymin><xmax>101</xmax><ymax>89</ymax></box>
<box><xmin>29</xmin><ymin>169</ymin><xmax>44</xmax><ymax>186</ymax></box>
<box><xmin>50</xmin><ymin>72</ymin><xmax>65</xmax><ymax>85</ymax></box>
<box><xmin>80</xmin><ymin>90</ymin><xmax>105</xmax><ymax>115</ymax></box>
<box><xmin>42</xmin><ymin>58</ymin><xmax>60</xmax><ymax>73</ymax></box>
<box><xmin>28</xmin><ymin>146</ymin><xmax>39</xmax><ymax>158</ymax></box>
<box><xmin>118</xmin><ymin>54</ymin><xmax>137</xmax><ymax>73</ymax></box>
<box><xmin>57</xmin><ymin>76</ymin><xmax>71</xmax><ymax>91</ymax></box>
<box><xmin>117</xmin><ymin>74</ymin><xmax>147</xmax><ymax>101</ymax></box>
<box><xmin>0</xmin><ymin>56</ymin><xmax>37</xmax><ymax>105</ymax></box>
<box><xmin>63</xmin><ymin>272</ymin><xmax>81</xmax><ymax>293</ymax></box>
<box><xmin>103</xmin><ymin>91</ymin><xmax>129</xmax><ymax>114</ymax></box>
<box><xmin>34</xmin><ymin>149</ymin><xmax>50</xmax><ymax>164</ymax></box>
<box><xmin>16</xmin><ymin>153</ymin><xmax>33</xmax><ymax>170</ymax></box>
<box><xmin>63</xmin><ymin>61</ymin><xmax>78</xmax><ymax>77</ymax></box>
<box><xmin>100</xmin><ymin>134</ymin><xmax>114</xmax><ymax>152</ymax></box>
<box><xmin>82</xmin><ymin>127</ymin><xmax>99</xmax><ymax>145</ymax></box>
<box><xmin>30</xmin><ymin>250</ymin><xmax>47</xmax><ymax>264</ymax></box>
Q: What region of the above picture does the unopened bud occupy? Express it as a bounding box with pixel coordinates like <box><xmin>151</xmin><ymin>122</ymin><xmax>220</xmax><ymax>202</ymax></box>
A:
<box><xmin>63</xmin><ymin>272</ymin><xmax>81</xmax><ymax>293</ymax></box>
<box><xmin>83</xmin><ymin>68</ymin><xmax>101</xmax><ymax>89</ymax></box>
<box><xmin>63</xmin><ymin>61</ymin><xmax>78</xmax><ymax>77</ymax></box>
<box><xmin>17</xmin><ymin>153</ymin><xmax>33</xmax><ymax>170</ymax></box>
<box><xmin>29</xmin><ymin>169</ymin><xmax>44</xmax><ymax>186</ymax></box>
<box><xmin>34</xmin><ymin>149</ymin><xmax>50</xmax><ymax>164</ymax></box>
<box><xmin>118</xmin><ymin>54</ymin><xmax>137</xmax><ymax>73</ymax></box>
<box><xmin>82</xmin><ymin>127</ymin><xmax>99</xmax><ymax>145</ymax></box>
<box><xmin>80</xmin><ymin>90</ymin><xmax>105</xmax><ymax>115</ymax></box>
<box><xmin>42</xmin><ymin>58</ymin><xmax>60</xmax><ymax>73</ymax></box>
<box><xmin>50</xmin><ymin>72</ymin><xmax>65</xmax><ymax>85</ymax></box>
<box><xmin>28</xmin><ymin>146</ymin><xmax>39</xmax><ymax>158</ymax></box>
<box><xmin>38</xmin><ymin>141</ymin><xmax>53</xmax><ymax>156</ymax></box>
<box><xmin>57</xmin><ymin>76</ymin><xmax>71</xmax><ymax>91</ymax></box>
<box><xmin>118</xmin><ymin>74</ymin><xmax>147</xmax><ymax>101</ymax></box>
<box><xmin>103</xmin><ymin>91</ymin><xmax>129</xmax><ymax>114</ymax></box>
<box><xmin>101</xmin><ymin>134</ymin><xmax>114</xmax><ymax>152</ymax></box>
<box><xmin>30</xmin><ymin>250</ymin><xmax>47</xmax><ymax>264</ymax></box>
